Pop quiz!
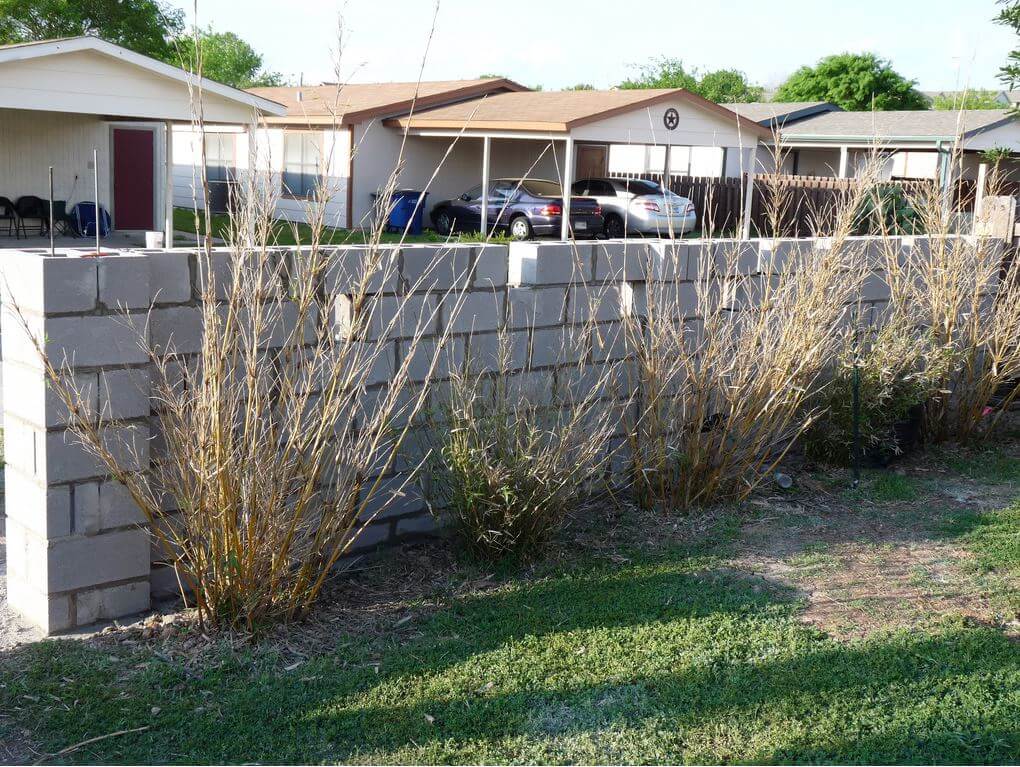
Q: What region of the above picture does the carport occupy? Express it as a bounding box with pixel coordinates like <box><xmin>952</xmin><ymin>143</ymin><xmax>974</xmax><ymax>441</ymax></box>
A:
<box><xmin>386</xmin><ymin>89</ymin><xmax>771</xmax><ymax>238</ymax></box>
<box><xmin>0</xmin><ymin>37</ymin><xmax>284</xmax><ymax>244</ymax></box>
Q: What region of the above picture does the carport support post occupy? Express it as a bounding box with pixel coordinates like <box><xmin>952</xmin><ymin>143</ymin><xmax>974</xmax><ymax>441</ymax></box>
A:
<box><xmin>561</xmin><ymin>136</ymin><xmax>574</xmax><ymax>241</ymax></box>
<box><xmin>740</xmin><ymin>144</ymin><xmax>759</xmax><ymax>240</ymax></box>
<box><xmin>164</xmin><ymin>120</ymin><xmax>174</xmax><ymax>246</ymax></box>
<box><xmin>480</xmin><ymin>136</ymin><xmax>491</xmax><ymax>238</ymax></box>
<box><xmin>838</xmin><ymin>145</ymin><xmax>849</xmax><ymax>178</ymax></box>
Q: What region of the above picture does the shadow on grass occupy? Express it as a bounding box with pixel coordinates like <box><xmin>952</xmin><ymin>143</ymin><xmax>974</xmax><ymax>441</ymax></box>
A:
<box><xmin>2</xmin><ymin>557</ymin><xmax>1018</xmax><ymax>764</ymax></box>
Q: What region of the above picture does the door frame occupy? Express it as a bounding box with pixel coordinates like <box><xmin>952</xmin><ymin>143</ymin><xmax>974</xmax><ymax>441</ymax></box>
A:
<box><xmin>108</xmin><ymin>122</ymin><xmax>162</xmax><ymax>232</ymax></box>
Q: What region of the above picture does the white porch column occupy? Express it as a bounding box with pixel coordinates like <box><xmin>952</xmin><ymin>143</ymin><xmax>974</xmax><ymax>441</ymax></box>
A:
<box><xmin>837</xmin><ymin>145</ymin><xmax>849</xmax><ymax>178</ymax></box>
<box><xmin>164</xmin><ymin>120</ymin><xmax>174</xmax><ymax>245</ymax></box>
<box><xmin>975</xmin><ymin>162</ymin><xmax>989</xmax><ymax>228</ymax></box>
<box><xmin>480</xmin><ymin>135</ymin><xmax>491</xmax><ymax>238</ymax></box>
<box><xmin>561</xmin><ymin>136</ymin><xmax>574</xmax><ymax>241</ymax></box>
<box><xmin>740</xmin><ymin>144</ymin><xmax>759</xmax><ymax>240</ymax></box>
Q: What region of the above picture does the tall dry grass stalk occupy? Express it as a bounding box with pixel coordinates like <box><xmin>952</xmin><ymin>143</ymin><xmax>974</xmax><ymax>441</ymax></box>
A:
<box><xmin>625</xmin><ymin>159</ymin><xmax>885</xmax><ymax>509</ymax></box>
<box><xmin>424</xmin><ymin>276</ymin><xmax>626</xmax><ymax>562</ymax></box>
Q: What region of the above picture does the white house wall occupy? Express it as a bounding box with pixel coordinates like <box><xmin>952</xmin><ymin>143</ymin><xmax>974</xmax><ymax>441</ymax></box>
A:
<box><xmin>0</xmin><ymin>49</ymin><xmax>260</xmax><ymax>123</ymax></box>
<box><xmin>1</xmin><ymin>107</ymin><xmax>112</xmax><ymax>213</ymax></box>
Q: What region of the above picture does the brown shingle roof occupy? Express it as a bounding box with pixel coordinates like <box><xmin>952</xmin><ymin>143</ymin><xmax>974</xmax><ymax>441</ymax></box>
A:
<box><xmin>782</xmin><ymin>109</ymin><xmax>1016</xmax><ymax>139</ymax></box>
<box><xmin>247</xmin><ymin>78</ymin><xmax>528</xmax><ymax>125</ymax></box>
<box><xmin>386</xmin><ymin>88</ymin><xmax>771</xmax><ymax>137</ymax></box>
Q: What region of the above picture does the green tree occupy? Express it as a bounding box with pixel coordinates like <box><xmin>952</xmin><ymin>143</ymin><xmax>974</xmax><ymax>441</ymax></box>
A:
<box><xmin>931</xmin><ymin>90</ymin><xmax>1004</xmax><ymax>109</ymax></box>
<box><xmin>997</xmin><ymin>1</ymin><xmax>1020</xmax><ymax>110</ymax></box>
<box><xmin>0</xmin><ymin>0</ymin><xmax>184</xmax><ymax>60</ymax></box>
<box><xmin>620</xmin><ymin>57</ymin><xmax>697</xmax><ymax>90</ymax></box>
<box><xmin>563</xmin><ymin>82</ymin><xmax>595</xmax><ymax>91</ymax></box>
<box><xmin>176</xmin><ymin>28</ymin><xmax>282</xmax><ymax>88</ymax></box>
<box><xmin>619</xmin><ymin>57</ymin><xmax>762</xmax><ymax>103</ymax></box>
<box><xmin>774</xmin><ymin>53</ymin><xmax>927</xmax><ymax>110</ymax></box>
<box><xmin>696</xmin><ymin>69</ymin><xmax>763</xmax><ymax>103</ymax></box>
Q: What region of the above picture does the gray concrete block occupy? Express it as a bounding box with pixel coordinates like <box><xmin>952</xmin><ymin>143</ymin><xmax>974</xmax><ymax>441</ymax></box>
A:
<box><xmin>0</xmin><ymin>253</ymin><xmax>97</xmax><ymax>315</ymax></box>
<box><xmin>646</xmin><ymin>241</ymin><xmax>688</xmax><ymax>281</ymax></box>
<box><xmin>465</xmin><ymin>329</ymin><xmax>529</xmax><ymax>373</ymax></box>
<box><xmin>532</xmin><ymin>325</ymin><xmax>589</xmax><ymax>367</ymax></box>
<box><xmin>360</xmin><ymin>474</ymin><xmax>427</xmax><ymax>523</ymax></box>
<box><xmin>2</xmin><ymin>361</ymin><xmax>98</xmax><ymax>428</ymax></box>
<box><xmin>443</xmin><ymin>290</ymin><xmax>503</xmax><ymax>334</ymax></box>
<box><xmin>632</xmin><ymin>281</ymin><xmax>699</xmax><ymax>318</ymax></box>
<box><xmin>76</xmin><ymin>580</ymin><xmax>150</xmax><ymax>626</ymax></box>
<box><xmin>99</xmin><ymin>368</ymin><xmax>151</xmax><ymax>421</ymax></box>
<box><xmin>98</xmin><ymin>254</ymin><xmax>151</xmax><ymax>310</ymax></box>
<box><xmin>43</xmin><ymin>424</ymin><xmax>149</xmax><ymax>484</ymax></box>
<box><xmin>5</xmin><ymin>566</ymin><xmax>72</xmax><ymax>633</ymax></box>
<box><xmin>594</xmin><ymin>241</ymin><xmax>649</xmax><ymax>281</ymax></box>
<box><xmin>399</xmin><ymin>336</ymin><xmax>465</xmax><ymax>382</ymax></box>
<box><xmin>44</xmin><ymin>314</ymin><xmax>149</xmax><ymax>367</ymax></box>
<box><xmin>45</xmin><ymin>528</ymin><xmax>150</xmax><ymax>592</ymax></box>
<box><xmin>150</xmin><ymin>305</ymin><xmax>203</xmax><ymax>354</ymax></box>
<box><xmin>2</xmin><ymin>470</ymin><xmax>71</xmax><ymax>538</ymax></box>
<box><xmin>509</xmin><ymin>241</ymin><xmax>593</xmax><ymax>286</ymax></box>
<box><xmin>324</xmin><ymin>246</ymin><xmax>400</xmax><ymax>295</ymax></box>
<box><xmin>395</xmin><ymin>513</ymin><xmax>436</xmax><ymax>537</ymax></box>
<box><xmin>568</xmin><ymin>283</ymin><xmax>634</xmax><ymax>323</ymax></box>
<box><xmin>149</xmin><ymin>251</ymin><xmax>193</xmax><ymax>304</ymax></box>
<box><xmin>473</xmin><ymin>245</ymin><xmax>510</xmax><ymax>288</ymax></box>
<box><xmin>507</xmin><ymin>287</ymin><xmax>566</xmax><ymax>329</ymax></box>
<box><xmin>401</xmin><ymin>244</ymin><xmax>473</xmax><ymax>291</ymax></box>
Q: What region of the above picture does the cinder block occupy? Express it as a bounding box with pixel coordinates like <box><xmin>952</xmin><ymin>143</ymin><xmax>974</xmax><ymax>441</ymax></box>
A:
<box><xmin>150</xmin><ymin>305</ymin><xmax>203</xmax><ymax>354</ymax></box>
<box><xmin>71</xmin><ymin>479</ymin><xmax>145</xmax><ymax>534</ymax></box>
<box><xmin>99</xmin><ymin>368</ymin><xmax>151</xmax><ymax>421</ymax></box>
<box><xmin>860</xmin><ymin>269</ymin><xmax>890</xmax><ymax>302</ymax></box>
<box><xmin>647</xmin><ymin>241</ymin><xmax>688</xmax><ymax>281</ymax></box>
<box><xmin>2</xmin><ymin>361</ymin><xmax>98</xmax><ymax>428</ymax></box>
<box><xmin>401</xmin><ymin>244</ymin><xmax>473</xmax><ymax>291</ymax></box>
<box><xmin>348</xmin><ymin>521</ymin><xmax>393</xmax><ymax>551</ymax></box>
<box><xmin>473</xmin><ymin>245</ymin><xmax>510</xmax><ymax>288</ymax></box>
<box><xmin>444</xmin><ymin>290</ymin><xmax>503</xmax><ymax>334</ymax></box>
<box><xmin>358</xmin><ymin>341</ymin><xmax>396</xmax><ymax>386</ymax></box>
<box><xmin>0</xmin><ymin>253</ymin><xmax>97</xmax><ymax>315</ymax></box>
<box><xmin>44</xmin><ymin>315</ymin><xmax>149</xmax><ymax>367</ymax></box>
<box><xmin>324</xmin><ymin>246</ymin><xmax>400</xmax><ymax>294</ymax></box>
<box><xmin>43</xmin><ymin>424</ymin><xmax>149</xmax><ymax>484</ymax></box>
<box><xmin>150</xmin><ymin>564</ymin><xmax>183</xmax><ymax>600</ymax></box>
<box><xmin>149</xmin><ymin>251</ymin><xmax>193</xmax><ymax>304</ymax></box>
<box><xmin>591</xmin><ymin>322</ymin><xmax>629</xmax><ymax>362</ymax></box>
<box><xmin>360</xmin><ymin>474</ymin><xmax>427</xmax><ymax>523</ymax></box>
<box><xmin>706</xmin><ymin>240</ymin><xmax>760</xmax><ymax>275</ymax></box>
<box><xmin>632</xmin><ymin>281</ymin><xmax>699</xmax><ymax>318</ymax></box>
<box><xmin>76</xmin><ymin>581</ymin><xmax>150</xmax><ymax>626</ymax></box>
<box><xmin>395</xmin><ymin>514</ymin><xmax>435</xmax><ymax>537</ymax></box>
<box><xmin>98</xmin><ymin>254</ymin><xmax>151</xmax><ymax>310</ymax></box>
<box><xmin>509</xmin><ymin>241</ymin><xmax>593</xmax><ymax>286</ymax></box>
<box><xmin>593</xmin><ymin>241</ymin><xmax>649</xmax><ymax>281</ymax></box>
<box><xmin>45</xmin><ymin>527</ymin><xmax>150</xmax><ymax>592</ymax></box>
<box><xmin>2</xmin><ymin>470</ymin><xmax>71</xmax><ymax>538</ymax></box>
<box><xmin>399</xmin><ymin>336</ymin><xmax>465</xmax><ymax>382</ymax></box>
<box><xmin>507</xmin><ymin>287</ymin><xmax>566</xmax><ymax>329</ymax></box>
<box><xmin>5</xmin><ymin>569</ymin><xmax>73</xmax><ymax>633</ymax></box>
<box><xmin>568</xmin><ymin>283</ymin><xmax>634</xmax><ymax>323</ymax></box>
<box><xmin>348</xmin><ymin>294</ymin><xmax>439</xmax><ymax>341</ymax></box>
<box><xmin>758</xmin><ymin>238</ymin><xmax>811</xmax><ymax>273</ymax></box>
<box><xmin>532</xmin><ymin>326</ymin><xmax>589</xmax><ymax>367</ymax></box>
<box><xmin>465</xmin><ymin>329</ymin><xmax>529</xmax><ymax>373</ymax></box>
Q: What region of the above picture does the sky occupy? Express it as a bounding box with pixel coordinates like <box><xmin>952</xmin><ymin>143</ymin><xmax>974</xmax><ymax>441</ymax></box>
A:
<box><xmin>170</xmin><ymin>0</ymin><xmax>1017</xmax><ymax>93</ymax></box>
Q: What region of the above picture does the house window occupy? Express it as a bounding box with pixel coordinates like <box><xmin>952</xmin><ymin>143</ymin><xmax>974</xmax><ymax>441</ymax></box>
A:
<box><xmin>283</xmin><ymin>132</ymin><xmax>322</xmax><ymax>197</ymax></box>
<box><xmin>689</xmin><ymin>146</ymin><xmax>724</xmax><ymax>177</ymax></box>
<box><xmin>204</xmin><ymin>133</ymin><xmax>235</xmax><ymax>182</ymax></box>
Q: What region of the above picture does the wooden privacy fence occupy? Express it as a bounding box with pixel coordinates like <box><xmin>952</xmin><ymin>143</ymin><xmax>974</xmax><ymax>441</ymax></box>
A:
<box><xmin>609</xmin><ymin>173</ymin><xmax>989</xmax><ymax>237</ymax></box>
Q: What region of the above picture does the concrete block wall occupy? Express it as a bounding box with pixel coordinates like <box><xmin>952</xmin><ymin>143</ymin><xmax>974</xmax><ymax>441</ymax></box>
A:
<box><xmin>0</xmin><ymin>233</ymin><xmax>984</xmax><ymax>633</ymax></box>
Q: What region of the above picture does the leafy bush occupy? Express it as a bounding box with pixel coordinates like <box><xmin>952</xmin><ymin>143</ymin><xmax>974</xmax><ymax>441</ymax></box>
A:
<box><xmin>853</xmin><ymin>183</ymin><xmax>920</xmax><ymax>236</ymax></box>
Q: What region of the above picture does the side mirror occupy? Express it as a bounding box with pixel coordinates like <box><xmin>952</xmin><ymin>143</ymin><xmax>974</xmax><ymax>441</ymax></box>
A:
<box><xmin>459</xmin><ymin>193</ymin><xmax>472</xmax><ymax>201</ymax></box>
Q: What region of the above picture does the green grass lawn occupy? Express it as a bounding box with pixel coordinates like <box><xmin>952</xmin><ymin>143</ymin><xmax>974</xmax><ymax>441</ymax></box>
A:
<box><xmin>2</xmin><ymin>447</ymin><xmax>1019</xmax><ymax>764</ymax></box>
<box><xmin>172</xmin><ymin>207</ymin><xmax>496</xmax><ymax>247</ymax></box>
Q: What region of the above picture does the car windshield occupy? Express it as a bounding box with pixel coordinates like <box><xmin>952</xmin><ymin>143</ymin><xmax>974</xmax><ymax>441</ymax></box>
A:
<box><xmin>518</xmin><ymin>179</ymin><xmax>562</xmax><ymax>197</ymax></box>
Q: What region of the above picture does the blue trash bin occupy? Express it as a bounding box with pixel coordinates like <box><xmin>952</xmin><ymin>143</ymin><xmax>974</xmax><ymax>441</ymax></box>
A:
<box><xmin>386</xmin><ymin>190</ymin><xmax>428</xmax><ymax>235</ymax></box>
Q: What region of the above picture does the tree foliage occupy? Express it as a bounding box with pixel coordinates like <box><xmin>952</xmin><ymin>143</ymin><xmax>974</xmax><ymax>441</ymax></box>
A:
<box><xmin>0</xmin><ymin>0</ymin><xmax>184</xmax><ymax>60</ymax></box>
<box><xmin>774</xmin><ymin>53</ymin><xmax>927</xmax><ymax>110</ymax></box>
<box><xmin>997</xmin><ymin>0</ymin><xmax>1020</xmax><ymax>111</ymax></box>
<box><xmin>176</xmin><ymin>28</ymin><xmax>282</xmax><ymax>88</ymax></box>
<box><xmin>619</xmin><ymin>57</ymin><xmax>762</xmax><ymax>103</ymax></box>
<box><xmin>931</xmin><ymin>90</ymin><xmax>1004</xmax><ymax>110</ymax></box>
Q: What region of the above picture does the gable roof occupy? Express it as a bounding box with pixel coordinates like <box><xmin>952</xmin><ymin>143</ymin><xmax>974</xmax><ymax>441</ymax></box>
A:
<box><xmin>782</xmin><ymin>109</ymin><xmax>1017</xmax><ymax>141</ymax></box>
<box><xmin>247</xmin><ymin>78</ymin><xmax>528</xmax><ymax>125</ymax></box>
<box><xmin>722</xmin><ymin>101</ymin><xmax>841</xmax><ymax>127</ymax></box>
<box><xmin>0</xmin><ymin>36</ymin><xmax>286</xmax><ymax>116</ymax></box>
<box><xmin>385</xmin><ymin>88</ymin><xmax>772</xmax><ymax>137</ymax></box>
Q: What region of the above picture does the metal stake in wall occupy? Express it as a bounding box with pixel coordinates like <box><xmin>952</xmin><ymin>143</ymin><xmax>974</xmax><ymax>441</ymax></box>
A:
<box><xmin>48</xmin><ymin>166</ymin><xmax>55</xmax><ymax>257</ymax></box>
<box><xmin>851</xmin><ymin>305</ymin><xmax>862</xmax><ymax>488</ymax></box>
<box><xmin>93</xmin><ymin>148</ymin><xmax>101</xmax><ymax>255</ymax></box>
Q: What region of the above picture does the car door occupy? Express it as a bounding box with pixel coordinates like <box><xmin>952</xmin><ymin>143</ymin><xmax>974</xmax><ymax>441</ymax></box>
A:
<box><xmin>489</xmin><ymin>181</ymin><xmax>517</xmax><ymax>231</ymax></box>
<box><xmin>448</xmin><ymin>184</ymin><xmax>483</xmax><ymax>232</ymax></box>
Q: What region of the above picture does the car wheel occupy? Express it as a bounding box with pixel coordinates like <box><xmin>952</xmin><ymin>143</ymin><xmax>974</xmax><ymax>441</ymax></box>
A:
<box><xmin>434</xmin><ymin>210</ymin><xmax>453</xmax><ymax>235</ymax></box>
<box><xmin>509</xmin><ymin>216</ymin><xmax>533</xmax><ymax>240</ymax></box>
<box><xmin>604</xmin><ymin>214</ymin><xmax>625</xmax><ymax>238</ymax></box>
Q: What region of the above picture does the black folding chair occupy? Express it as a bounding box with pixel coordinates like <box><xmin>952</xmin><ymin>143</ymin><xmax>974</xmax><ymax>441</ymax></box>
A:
<box><xmin>50</xmin><ymin>200</ymin><xmax>75</xmax><ymax>236</ymax></box>
<box><xmin>15</xmin><ymin>195</ymin><xmax>48</xmax><ymax>237</ymax></box>
<box><xmin>0</xmin><ymin>196</ymin><xmax>18</xmax><ymax>238</ymax></box>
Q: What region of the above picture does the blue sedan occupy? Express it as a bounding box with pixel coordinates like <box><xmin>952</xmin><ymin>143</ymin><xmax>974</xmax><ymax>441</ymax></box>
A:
<box><xmin>430</xmin><ymin>178</ymin><xmax>603</xmax><ymax>240</ymax></box>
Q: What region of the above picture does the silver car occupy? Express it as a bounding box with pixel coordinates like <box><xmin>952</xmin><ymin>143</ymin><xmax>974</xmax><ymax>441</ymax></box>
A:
<box><xmin>571</xmin><ymin>178</ymin><xmax>697</xmax><ymax>238</ymax></box>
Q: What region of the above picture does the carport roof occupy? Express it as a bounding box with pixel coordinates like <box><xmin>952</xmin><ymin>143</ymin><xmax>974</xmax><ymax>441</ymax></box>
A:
<box><xmin>248</xmin><ymin>78</ymin><xmax>529</xmax><ymax>125</ymax></box>
<box><xmin>385</xmin><ymin>88</ymin><xmax>772</xmax><ymax>137</ymax></box>
<box><xmin>781</xmin><ymin>109</ymin><xmax>1016</xmax><ymax>141</ymax></box>
<box><xmin>721</xmin><ymin>101</ymin><xmax>841</xmax><ymax>127</ymax></box>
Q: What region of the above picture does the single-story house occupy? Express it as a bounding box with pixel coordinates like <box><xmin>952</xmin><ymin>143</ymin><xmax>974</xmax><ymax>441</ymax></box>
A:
<box><xmin>173</xmin><ymin>83</ymin><xmax>770</xmax><ymax>237</ymax></box>
<box><xmin>0</xmin><ymin>36</ymin><xmax>286</xmax><ymax>242</ymax></box>
<box><xmin>763</xmin><ymin>109</ymin><xmax>1020</xmax><ymax>182</ymax></box>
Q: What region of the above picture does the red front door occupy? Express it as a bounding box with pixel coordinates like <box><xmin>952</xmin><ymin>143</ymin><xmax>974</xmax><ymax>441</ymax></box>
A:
<box><xmin>112</xmin><ymin>128</ymin><xmax>155</xmax><ymax>230</ymax></box>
